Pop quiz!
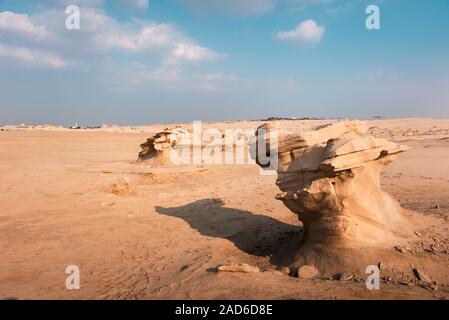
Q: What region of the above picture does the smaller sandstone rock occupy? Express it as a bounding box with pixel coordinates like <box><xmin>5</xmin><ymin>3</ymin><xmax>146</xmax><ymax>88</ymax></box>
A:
<box><xmin>110</xmin><ymin>177</ymin><xmax>131</xmax><ymax>196</ymax></box>
<box><xmin>425</xmin><ymin>282</ymin><xmax>438</xmax><ymax>291</ymax></box>
<box><xmin>394</xmin><ymin>246</ymin><xmax>407</xmax><ymax>253</ymax></box>
<box><xmin>419</xmin><ymin>281</ymin><xmax>438</xmax><ymax>291</ymax></box>
<box><xmin>218</xmin><ymin>263</ymin><xmax>260</xmax><ymax>273</ymax></box>
<box><xmin>138</xmin><ymin>127</ymin><xmax>191</xmax><ymax>162</ymax></box>
<box><xmin>413</xmin><ymin>267</ymin><xmax>432</xmax><ymax>283</ymax></box>
<box><xmin>279</xmin><ymin>267</ymin><xmax>291</xmax><ymax>276</ymax></box>
<box><xmin>339</xmin><ymin>272</ymin><xmax>354</xmax><ymax>281</ymax></box>
<box><xmin>297</xmin><ymin>265</ymin><xmax>319</xmax><ymax>279</ymax></box>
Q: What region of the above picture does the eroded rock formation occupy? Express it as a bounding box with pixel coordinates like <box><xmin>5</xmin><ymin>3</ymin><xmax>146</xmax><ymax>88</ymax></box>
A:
<box><xmin>254</xmin><ymin>121</ymin><xmax>412</xmax><ymax>265</ymax></box>
<box><xmin>138</xmin><ymin>127</ymin><xmax>191</xmax><ymax>164</ymax></box>
<box><xmin>138</xmin><ymin>127</ymin><xmax>249</xmax><ymax>166</ymax></box>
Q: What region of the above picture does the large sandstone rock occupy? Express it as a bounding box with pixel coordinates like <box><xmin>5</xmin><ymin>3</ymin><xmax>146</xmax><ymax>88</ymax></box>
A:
<box><xmin>253</xmin><ymin>121</ymin><xmax>413</xmax><ymax>271</ymax></box>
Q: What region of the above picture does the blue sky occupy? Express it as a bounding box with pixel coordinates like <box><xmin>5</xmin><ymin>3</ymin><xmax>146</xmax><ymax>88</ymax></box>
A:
<box><xmin>0</xmin><ymin>0</ymin><xmax>448</xmax><ymax>125</ymax></box>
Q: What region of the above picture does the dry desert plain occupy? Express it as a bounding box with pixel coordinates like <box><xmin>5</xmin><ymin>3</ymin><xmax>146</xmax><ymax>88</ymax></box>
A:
<box><xmin>1</xmin><ymin>117</ymin><xmax>449</xmax><ymax>300</ymax></box>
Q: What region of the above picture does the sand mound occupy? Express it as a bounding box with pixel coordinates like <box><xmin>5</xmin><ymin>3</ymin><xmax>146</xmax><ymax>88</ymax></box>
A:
<box><xmin>254</xmin><ymin>120</ymin><xmax>415</xmax><ymax>273</ymax></box>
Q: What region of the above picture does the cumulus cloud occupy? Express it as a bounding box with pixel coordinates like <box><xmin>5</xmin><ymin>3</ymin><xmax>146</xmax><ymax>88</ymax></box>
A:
<box><xmin>165</xmin><ymin>42</ymin><xmax>225</xmax><ymax>65</ymax></box>
<box><xmin>276</xmin><ymin>20</ymin><xmax>325</xmax><ymax>45</ymax></box>
<box><xmin>0</xmin><ymin>5</ymin><xmax>227</xmax><ymax>95</ymax></box>
<box><xmin>0</xmin><ymin>43</ymin><xmax>67</xmax><ymax>68</ymax></box>
<box><xmin>0</xmin><ymin>11</ymin><xmax>47</xmax><ymax>38</ymax></box>
<box><xmin>0</xmin><ymin>8</ymin><xmax>224</xmax><ymax>71</ymax></box>
<box><xmin>95</xmin><ymin>21</ymin><xmax>176</xmax><ymax>52</ymax></box>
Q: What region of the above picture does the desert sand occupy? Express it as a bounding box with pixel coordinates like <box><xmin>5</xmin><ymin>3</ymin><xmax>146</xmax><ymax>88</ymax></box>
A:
<box><xmin>1</xmin><ymin>118</ymin><xmax>449</xmax><ymax>300</ymax></box>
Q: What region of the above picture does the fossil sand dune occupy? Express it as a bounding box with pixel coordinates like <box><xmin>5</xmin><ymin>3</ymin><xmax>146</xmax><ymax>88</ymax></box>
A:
<box><xmin>138</xmin><ymin>127</ymin><xmax>192</xmax><ymax>165</ymax></box>
<box><xmin>1</xmin><ymin>118</ymin><xmax>449</xmax><ymax>299</ymax></box>
<box><xmin>254</xmin><ymin>121</ymin><xmax>418</xmax><ymax>274</ymax></box>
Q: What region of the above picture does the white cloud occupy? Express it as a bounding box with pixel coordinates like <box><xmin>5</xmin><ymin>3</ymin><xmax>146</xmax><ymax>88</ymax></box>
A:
<box><xmin>0</xmin><ymin>11</ymin><xmax>47</xmax><ymax>38</ymax></box>
<box><xmin>31</xmin><ymin>9</ymin><xmax>223</xmax><ymax>58</ymax></box>
<box><xmin>96</xmin><ymin>21</ymin><xmax>176</xmax><ymax>52</ymax></box>
<box><xmin>165</xmin><ymin>42</ymin><xmax>225</xmax><ymax>65</ymax></box>
<box><xmin>0</xmin><ymin>43</ymin><xmax>67</xmax><ymax>68</ymax></box>
<box><xmin>29</xmin><ymin>9</ymin><xmax>174</xmax><ymax>53</ymax></box>
<box><xmin>0</xmin><ymin>8</ymin><xmax>228</xmax><ymax>93</ymax></box>
<box><xmin>0</xmin><ymin>9</ymin><xmax>224</xmax><ymax>72</ymax></box>
<box><xmin>276</xmin><ymin>20</ymin><xmax>325</xmax><ymax>45</ymax></box>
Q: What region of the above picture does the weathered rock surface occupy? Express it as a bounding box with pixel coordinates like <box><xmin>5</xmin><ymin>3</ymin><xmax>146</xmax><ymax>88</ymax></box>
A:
<box><xmin>413</xmin><ymin>267</ymin><xmax>432</xmax><ymax>283</ymax></box>
<box><xmin>138</xmin><ymin>127</ymin><xmax>191</xmax><ymax>163</ymax></box>
<box><xmin>297</xmin><ymin>265</ymin><xmax>319</xmax><ymax>279</ymax></box>
<box><xmin>339</xmin><ymin>272</ymin><xmax>354</xmax><ymax>281</ymax></box>
<box><xmin>138</xmin><ymin>126</ymin><xmax>249</xmax><ymax>166</ymax></box>
<box><xmin>253</xmin><ymin>121</ymin><xmax>413</xmax><ymax>271</ymax></box>
<box><xmin>218</xmin><ymin>263</ymin><xmax>260</xmax><ymax>273</ymax></box>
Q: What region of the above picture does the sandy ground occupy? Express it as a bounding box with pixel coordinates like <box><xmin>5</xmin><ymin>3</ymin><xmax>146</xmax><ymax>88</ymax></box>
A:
<box><xmin>1</xmin><ymin>118</ymin><xmax>449</xmax><ymax>300</ymax></box>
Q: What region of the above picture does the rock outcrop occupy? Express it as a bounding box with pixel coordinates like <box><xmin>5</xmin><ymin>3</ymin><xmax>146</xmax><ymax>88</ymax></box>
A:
<box><xmin>138</xmin><ymin>127</ymin><xmax>249</xmax><ymax>166</ymax></box>
<box><xmin>138</xmin><ymin>127</ymin><xmax>191</xmax><ymax>164</ymax></box>
<box><xmin>253</xmin><ymin>121</ymin><xmax>413</xmax><ymax>271</ymax></box>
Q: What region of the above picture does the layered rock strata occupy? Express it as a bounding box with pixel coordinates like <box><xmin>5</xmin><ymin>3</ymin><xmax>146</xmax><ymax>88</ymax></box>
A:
<box><xmin>254</xmin><ymin>121</ymin><xmax>411</xmax><ymax>251</ymax></box>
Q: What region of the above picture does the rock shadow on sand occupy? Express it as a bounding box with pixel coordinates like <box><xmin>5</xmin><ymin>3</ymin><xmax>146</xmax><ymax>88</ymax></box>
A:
<box><xmin>155</xmin><ymin>199</ymin><xmax>303</xmax><ymax>266</ymax></box>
